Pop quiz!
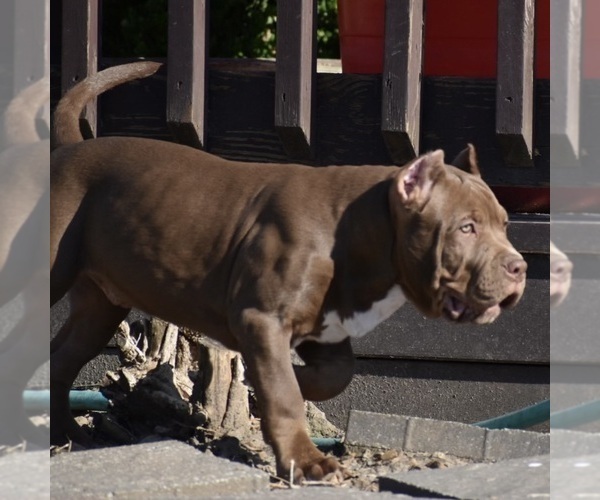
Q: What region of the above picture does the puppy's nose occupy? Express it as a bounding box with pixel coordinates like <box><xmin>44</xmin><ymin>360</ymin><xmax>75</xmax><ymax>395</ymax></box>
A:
<box><xmin>551</xmin><ymin>258</ymin><xmax>573</xmax><ymax>281</ymax></box>
<box><xmin>504</xmin><ymin>258</ymin><xmax>527</xmax><ymax>281</ymax></box>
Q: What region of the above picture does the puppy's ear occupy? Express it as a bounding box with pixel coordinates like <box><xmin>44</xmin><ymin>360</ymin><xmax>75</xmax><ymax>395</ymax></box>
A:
<box><xmin>451</xmin><ymin>143</ymin><xmax>480</xmax><ymax>177</ymax></box>
<box><xmin>395</xmin><ymin>150</ymin><xmax>446</xmax><ymax>210</ymax></box>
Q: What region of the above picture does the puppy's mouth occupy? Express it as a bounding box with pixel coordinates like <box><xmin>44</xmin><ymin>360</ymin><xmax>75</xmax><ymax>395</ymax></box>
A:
<box><xmin>442</xmin><ymin>292</ymin><xmax>515</xmax><ymax>324</ymax></box>
<box><xmin>442</xmin><ymin>294</ymin><xmax>470</xmax><ymax>322</ymax></box>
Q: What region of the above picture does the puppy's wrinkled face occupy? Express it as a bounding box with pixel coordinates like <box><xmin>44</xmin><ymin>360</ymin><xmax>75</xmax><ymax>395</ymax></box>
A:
<box><xmin>550</xmin><ymin>241</ymin><xmax>572</xmax><ymax>307</ymax></box>
<box><xmin>390</xmin><ymin>146</ymin><xmax>527</xmax><ymax>325</ymax></box>
<box><xmin>433</xmin><ymin>169</ymin><xmax>527</xmax><ymax>324</ymax></box>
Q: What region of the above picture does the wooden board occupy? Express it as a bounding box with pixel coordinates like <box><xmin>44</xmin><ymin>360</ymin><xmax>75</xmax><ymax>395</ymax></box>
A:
<box><xmin>60</xmin><ymin>0</ymin><xmax>98</xmax><ymax>138</ymax></box>
<box><xmin>274</xmin><ymin>0</ymin><xmax>316</xmax><ymax>160</ymax></box>
<box><xmin>79</xmin><ymin>60</ymin><xmax>551</xmax><ymax>190</ymax></box>
<box><xmin>166</xmin><ymin>0</ymin><xmax>208</xmax><ymax>149</ymax></box>
<box><xmin>381</xmin><ymin>0</ymin><xmax>423</xmax><ymax>164</ymax></box>
<box><xmin>496</xmin><ymin>0</ymin><xmax>535</xmax><ymax>166</ymax></box>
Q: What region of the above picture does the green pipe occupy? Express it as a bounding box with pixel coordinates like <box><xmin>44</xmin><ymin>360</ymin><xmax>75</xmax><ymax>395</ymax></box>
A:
<box><xmin>311</xmin><ymin>437</ymin><xmax>342</xmax><ymax>451</ymax></box>
<box><xmin>23</xmin><ymin>389</ymin><xmax>111</xmax><ymax>411</ymax></box>
<box><xmin>550</xmin><ymin>399</ymin><xmax>600</xmax><ymax>429</ymax></box>
<box><xmin>26</xmin><ymin>390</ymin><xmax>342</xmax><ymax>448</ymax></box>
<box><xmin>474</xmin><ymin>399</ymin><xmax>550</xmax><ymax>429</ymax></box>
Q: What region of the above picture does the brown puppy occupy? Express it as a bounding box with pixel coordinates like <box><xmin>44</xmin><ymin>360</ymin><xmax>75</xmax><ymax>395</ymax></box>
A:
<box><xmin>50</xmin><ymin>62</ymin><xmax>526</xmax><ymax>481</ymax></box>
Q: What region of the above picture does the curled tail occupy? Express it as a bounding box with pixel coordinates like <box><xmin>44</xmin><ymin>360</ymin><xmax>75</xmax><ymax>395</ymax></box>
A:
<box><xmin>51</xmin><ymin>61</ymin><xmax>162</xmax><ymax>150</ymax></box>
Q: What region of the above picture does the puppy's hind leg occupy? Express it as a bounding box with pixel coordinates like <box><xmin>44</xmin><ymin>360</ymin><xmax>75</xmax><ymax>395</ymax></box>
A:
<box><xmin>50</xmin><ymin>275</ymin><xmax>130</xmax><ymax>447</ymax></box>
<box><xmin>50</xmin><ymin>188</ymin><xmax>86</xmax><ymax>307</ymax></box>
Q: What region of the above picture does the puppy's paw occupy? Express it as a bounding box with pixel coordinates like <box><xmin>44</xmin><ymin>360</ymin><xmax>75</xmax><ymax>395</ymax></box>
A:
<box><xmin>304</xmin><ymin>455</ymin><xmax>341</xmax><ymax>481</ymax></box>
<box><xmin>279</xmin><ymin>452</ymin><xmax>341</xmax><ymax>484</ymax></box>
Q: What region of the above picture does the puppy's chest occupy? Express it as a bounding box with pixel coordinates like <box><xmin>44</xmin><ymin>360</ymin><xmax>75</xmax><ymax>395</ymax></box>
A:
<box><xmin>303</xmin><ymin>285</ymin><xmax>406</xmax><ymax>345</ymax></box>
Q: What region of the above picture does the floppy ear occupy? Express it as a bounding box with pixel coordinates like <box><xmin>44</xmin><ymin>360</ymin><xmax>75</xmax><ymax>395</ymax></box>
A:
<box><xmin>451</xmin><ymin>143</ymin><xmax>480</xmax><ymax>177</ymax></box>
<box><xmin>395</xmin><ymin>150</ymin><xmax>446</xmax><ymax>210</ymax></box>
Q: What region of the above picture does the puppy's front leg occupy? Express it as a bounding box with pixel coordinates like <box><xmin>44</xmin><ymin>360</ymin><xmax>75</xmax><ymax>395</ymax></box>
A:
<box><xmin>232</xmin><ymin>308</ymin><xmax>340</xmax><ymax>483</ymax></box>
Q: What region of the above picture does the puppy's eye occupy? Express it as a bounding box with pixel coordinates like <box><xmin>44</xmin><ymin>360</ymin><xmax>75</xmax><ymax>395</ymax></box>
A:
<box><xmin>459</xmin><ymin>223</ymin><xmax>475</xmax><ymax>234</ymax></box>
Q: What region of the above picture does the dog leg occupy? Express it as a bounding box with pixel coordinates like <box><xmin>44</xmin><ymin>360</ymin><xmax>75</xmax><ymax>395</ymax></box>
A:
<box><xmin>232</xmin><ymin>309</ymin><xmax>340</xmax><ymax>482</ymax></box>
<box><xmin>50</xmin><ymin>185</ymin><xmax>87</xmax><ymax>307</ymax></box>
<box><xmin>293</xmin><ymin>338</ymin><xmax>355</xmax><ymax>401</ymax></box>
<box><xmin>50</xmin><ymin>276</ymin><xmax>130</xmax><ymax>446</ymax></box>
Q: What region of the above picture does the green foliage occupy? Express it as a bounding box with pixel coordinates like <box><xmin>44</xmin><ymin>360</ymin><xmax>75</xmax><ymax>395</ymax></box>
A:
<box><xmin>316</xmin><ymin>0</ymin><xmax>339</xmax><ymax>58</ymax></box>
<box><xmin>102</xmin><ymin>0</ymin><xmax>339</xmax><ymax>59</ymax></box>
<box><xmin>209</xmin><ymin>0</ymin><xmax>277</xmax><ymax>58</ymax></box>
<box><xmin>102</xmin><ymin>0</ymin><xmax>168</xmax><ymax>58</ymax></box>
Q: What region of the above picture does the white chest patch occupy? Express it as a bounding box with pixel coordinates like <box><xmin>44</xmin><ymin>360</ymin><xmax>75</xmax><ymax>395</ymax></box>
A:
<box><xmin>317</xmin><ymin>285</ymin><xmax>407</xmax><ymax>344</ymax></box>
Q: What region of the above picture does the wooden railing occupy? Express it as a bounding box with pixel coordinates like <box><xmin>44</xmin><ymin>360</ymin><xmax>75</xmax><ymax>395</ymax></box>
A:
<box><xmin>59</xmin><ymin>0</ymin><xmax>556</xmax><ymax>167</ymax></box>
<box><xmin>496</xmin><ymin>0</ymin><xmax>535</xmax><ymax>167</ymax></box>
<box><xmin>61</xmin><ymin>0</ymin><xmax>98</xmax><ymax>139</ymax></box>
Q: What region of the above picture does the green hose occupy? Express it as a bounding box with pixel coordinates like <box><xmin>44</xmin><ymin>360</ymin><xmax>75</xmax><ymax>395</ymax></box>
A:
<box><xmin>23</xmin><ymin>389</ymin><xmax>110</xmax><ymax>411</ymax></box>
<box><xmin>474</xmin><ymin>399</ymin><xmax>550</xmax><ymax>429</ymax></box>
<box><xmin>311</xmin><ymin>437</ymin><xmax>343</xmax><ymax>451</ymax></box>
<box><xmin>24</xmin><ymin>389</ymin><xmax>344</xmax><ymax>450</ymax></box>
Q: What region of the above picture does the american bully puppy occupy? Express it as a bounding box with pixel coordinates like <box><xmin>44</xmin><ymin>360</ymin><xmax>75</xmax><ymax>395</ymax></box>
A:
<box><xmin>0</xmin><ymin>76</ymin><xmax>50</xmax><ymax>446</ymax></box>
<box><xmin>50</xmin><ymin>62</ymin><xmax>526</xmax><ymax>481</ymax></box>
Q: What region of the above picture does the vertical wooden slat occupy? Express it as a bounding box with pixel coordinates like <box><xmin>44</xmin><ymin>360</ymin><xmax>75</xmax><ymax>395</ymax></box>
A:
<box><xmin>550</xmin><ymin>0</ymin><xmax>581</xmax><ymax>167</ymax></box>
<box><xmin>61</xmin><ymin>0</ymin><xmax>98</xmax><ymax>139</ymax></box>
<box><xmin>275</xmin><ymin>0</ymin><xmax>316</xmax><ymax>160</ymax></box>
<box><xmin>167</xmin><ymin>0</ymin><xmax>208</xmax><ymax>149</ymax></box>
<box><xmin>496</xmin><ymin>0</ymin><xmax>535</xmax><ymax>167</ymax></box>
<box><xmin>381</xmin><ymin>0</ymin><xmax>423</xmax><ymax>164</ymax></box>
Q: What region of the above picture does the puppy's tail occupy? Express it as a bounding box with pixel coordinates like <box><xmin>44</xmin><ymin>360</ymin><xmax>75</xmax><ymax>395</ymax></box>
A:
<box><xmin>51</xmin><ymin>61</ymin><xmax>162</xmax><ymax>150</ymax></box>
<box><xmin>1</xmin><ymin>76</ymin><xmax>50</xmax><ymax>149</ymax></box>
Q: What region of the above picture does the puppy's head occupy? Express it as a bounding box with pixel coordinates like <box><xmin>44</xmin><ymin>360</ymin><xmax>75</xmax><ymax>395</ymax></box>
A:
<box><xmin>389</xmin><ymin>145</ymin><xmax>527</xmax><ymax>324</ymax></box>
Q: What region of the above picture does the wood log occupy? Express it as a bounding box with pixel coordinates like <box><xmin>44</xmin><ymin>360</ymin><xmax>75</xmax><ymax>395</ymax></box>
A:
<box><xmin>111</xmin><ymin>319</ymin><xmax>251</xmax><ymax>439</ymax></box>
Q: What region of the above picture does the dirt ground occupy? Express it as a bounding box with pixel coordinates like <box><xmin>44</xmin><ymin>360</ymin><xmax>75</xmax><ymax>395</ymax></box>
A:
<box><xmin>51</xmin><ymin>405</ymin><xmax>474</xmax><ymax>492</ymax></box>
<box><xmin>48</xmin><ymin>320</ymin><xmax>477</xmax><ymax>491</ymax></box>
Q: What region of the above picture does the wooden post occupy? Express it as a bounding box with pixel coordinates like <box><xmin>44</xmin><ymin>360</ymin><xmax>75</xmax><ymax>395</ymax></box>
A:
<box><xmin>496</xmin><ymin>0</ymin><xmax>535</xmax><ymax>167</ymax></box>
<box><xmin>550</xmin><ymin>0</ymin><xmax>581</xmax><ymax>167</ymax></box>
<box><xmin>61</xmin><ymin>0</ymin><xmax>98</xmax><ymax>139</ymax></box>
<box><xmin>167</xmin><ymin>0</ymin><xmax>208</xmax><ymax>149</ymax></box>
<box><xmin>381</xmin><ymin>0</ymin><xmax>423</xmax><ymax>164</ymax></box>
<box><xmin>275</xmin><ymin>0</ymin><xmax>316</xmax><ymax>160</ymax></box>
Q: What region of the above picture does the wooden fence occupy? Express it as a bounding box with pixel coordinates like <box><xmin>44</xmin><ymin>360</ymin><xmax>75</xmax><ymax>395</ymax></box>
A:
<box><xmin>59</xmin><ymin>0</ymin><xmax>551</xmax><ymax>169</ymax></box>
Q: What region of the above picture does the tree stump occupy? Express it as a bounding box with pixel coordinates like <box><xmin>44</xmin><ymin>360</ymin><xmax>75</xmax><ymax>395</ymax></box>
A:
<box><xmin>189</xmin><ymin>327</ymin><xmax>250</xmax><ymax>438</ymax></box>
<box><xmin>107</xmin><ymin>318</ymin><xmax>250</xmax><ymax>440</ymax></box>
<box><xmin>105</xmin><ymin>317</ymin><xmax>341</xmax><ymax>447</ymax></box>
